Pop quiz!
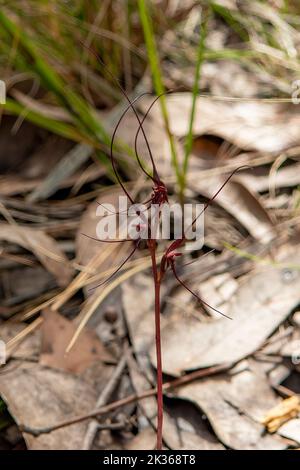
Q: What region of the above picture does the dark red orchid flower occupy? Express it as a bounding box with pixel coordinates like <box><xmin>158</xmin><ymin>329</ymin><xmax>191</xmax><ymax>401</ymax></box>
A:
<box><xmin>81</xmin><ymin>46</ymin><xmax>249</xmax><ymax>450</ymax></box>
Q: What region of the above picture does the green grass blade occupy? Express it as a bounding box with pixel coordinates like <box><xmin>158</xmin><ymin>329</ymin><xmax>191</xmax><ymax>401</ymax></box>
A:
<box><xmin>0</xmin><ymin>10</ymin><xmax>110</xmax><ymax>145</ymax></box>
<box><xmin>3</xmin><ymin>99</ymin><xmax>95</xmax><ymax>145</ymax></box>
<box><xmin>181</xmin><ymin>11</ymin><xmax>209</xmax><ymax>201</ymax></box>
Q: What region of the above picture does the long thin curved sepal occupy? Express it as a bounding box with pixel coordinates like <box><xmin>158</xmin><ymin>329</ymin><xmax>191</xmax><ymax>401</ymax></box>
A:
<box><xmin>134</xmin><ymin>91</ymin><xmax>174</xmax><ymax>183</ymax></box>
<box><xmin>88</xmin><ymin>240</ymin><xmax>140</xmax><ymax>291</ymax></box>
<box><xmin>79</xmin><ymin>42</ymin><xmax>155</xmax><ymax>181</ymax></box>
<box><xmin>182</xmin><ymin>249</ymin><xmax>216</xmax><ymax>267</ymax></box>
<box><xmin>110</xmin><ymin>93</ymin><xmax>152</xmax><ymax>203</ymax></box>
<box><xmin>96</xmin><ymin>201</ymin><xmax>151</xmax><ymax>217</ymax></box>
<box><xmin>171</xmin><ymin>263</ymin><xmax>232</xmax><ymax>320</ymax></box>
<box><xmin>81</xmin><ymin>233</ymin><xmax>132</xmax><ymax>243</ymax></box>
<box><xmin>190</xmin><ymin>165</ymin><xmax>251</xmax><ymax>228</ymax></box>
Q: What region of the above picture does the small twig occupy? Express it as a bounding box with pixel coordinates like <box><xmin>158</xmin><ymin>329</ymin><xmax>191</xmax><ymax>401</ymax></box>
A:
<box><xmin>82</xmin><ymin>353</ymin><xmax>128</xmax><ymax>450</ymax></box>
<box><xmin>20</xmin><ymin>363</ymin><xmax>228</xmax><ymax>437</ymax></box>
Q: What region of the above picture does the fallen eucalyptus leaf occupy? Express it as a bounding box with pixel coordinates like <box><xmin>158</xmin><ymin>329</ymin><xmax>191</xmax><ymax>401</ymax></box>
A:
<box><xmin>175</xmin><ymin>364</ymin><xmax>285</xmax><ymax>449</ymax></box>
<box><xmin>142</xmin><ymin>94</ymin><xmax>300</xmax><ymax>154</ymax></box>
<box><xmin>40</xmin><ymin>309</ymin><xmax>113</xmax><ymax>373</ymax></box>
<box><xmin>0</xmin><ymin>364</ymin><xmax>97</xmax><ymax>450</ymax></box>
<box><xmin>127</xmin><ymin>353</ymin><xmax>224</xmax><ymax>450</ymax></box>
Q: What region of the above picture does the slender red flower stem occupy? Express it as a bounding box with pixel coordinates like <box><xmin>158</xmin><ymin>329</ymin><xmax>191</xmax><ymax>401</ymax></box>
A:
<box><xmin>148</xmin><ymin>239</ymin><xmax>163</xmax><ymax>450</ymax></box>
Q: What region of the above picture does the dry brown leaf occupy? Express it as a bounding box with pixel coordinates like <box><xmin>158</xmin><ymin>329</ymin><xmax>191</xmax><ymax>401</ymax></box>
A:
<box><xmin>127</xmin><ymin>354</ymin><xmax>224</xmax><ymax>450</ymax></box>
<box><xmin>0</xmin><ymin>222</ymin><xmax>73</xmax><ymax>286</ymax></box>
<box><xmin>151</xmin><ymin>247</ymin><xmax>300</xmax><ymax>375</ymax></box>
<box><xmin>163</xmin><ymin>401</ymin><xmax>225</xmax><ymax>450</ymax></box>
<box><xmin>262</xmin><ymin>396</ymin><xmax>300</xmax><ymax>433</ymax></box>
<box><xmin>40</xmin><ymin>309</ymin><xmax>113</xmax><ymax>373</ymax></box>
<box><xmin>0</xmin><ymin>363</ymin><xmax>97</xmax><ymax>450</ymax></box>
<box><xmin>175</xmin><ymin>364</ymin><xmax>286</xmax><ymax>449</ymax></box>
<box><xmin>142</xmin><ymin>94</ymin><xmax>300</xmax><ymax>154</ymax></box>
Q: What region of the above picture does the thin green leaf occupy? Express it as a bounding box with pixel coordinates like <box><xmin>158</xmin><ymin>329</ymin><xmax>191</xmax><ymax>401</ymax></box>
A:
<box><xmin>181</xmin><ymin>11</ymin><xmax>209</xmax><ymax>201</ymax></box>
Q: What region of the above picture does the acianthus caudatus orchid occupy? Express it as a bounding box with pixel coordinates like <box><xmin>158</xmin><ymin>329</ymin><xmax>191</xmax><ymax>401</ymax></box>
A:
<box><xmin>85</xmin><ymin>70</ymin><xmax>246</xmax><ymax>449</ymax></box>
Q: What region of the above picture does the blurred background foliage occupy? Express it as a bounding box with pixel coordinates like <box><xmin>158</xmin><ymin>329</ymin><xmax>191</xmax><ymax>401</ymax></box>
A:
<box><xmin>1</xmin><ymin>0</ymin><xmax>300</xmax><ymax>156</ymax></box>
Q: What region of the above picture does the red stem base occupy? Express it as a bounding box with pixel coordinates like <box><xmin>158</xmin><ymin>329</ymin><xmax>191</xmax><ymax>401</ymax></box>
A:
<box><xmin>148</xmin><ymin>240</ymin><xmax>163</xmax><ymax>450</ymax></box>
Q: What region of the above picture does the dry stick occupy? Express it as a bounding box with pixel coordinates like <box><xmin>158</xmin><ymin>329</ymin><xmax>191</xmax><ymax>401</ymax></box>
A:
<box><xmin>20</xmin><ymin>362</ymin><xmax>228</xmax><ymax>437</ymax></box>
<box><xmin>82</xmin><ymin>353</ymin><xmax>128</xmax><ymax>450</ymax></box>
